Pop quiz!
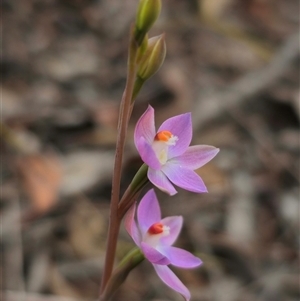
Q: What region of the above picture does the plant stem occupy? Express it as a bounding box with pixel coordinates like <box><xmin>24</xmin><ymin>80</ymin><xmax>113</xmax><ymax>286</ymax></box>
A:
<box><xmin>99</xmin><ymin>248</ymin><xmax>145</xmax><ymax>301</ymax></box>
<box><xmin>99</xmin><ymin>27</ymin><xmax>138</xmax><ymax>295</ymax></box>
<box><xmin>118</xmin><ymin>164</ymin><xmax>149</xmax><ymax>218</ymax></box>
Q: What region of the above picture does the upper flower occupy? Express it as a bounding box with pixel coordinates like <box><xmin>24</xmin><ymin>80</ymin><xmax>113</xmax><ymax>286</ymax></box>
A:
<box><xmin>125</xmin><ymin>189</ymin><xmax>202</xmax><ymax>301</ymax></box>
<box><xmin>134</xmin><ymin>105</ymin><xmax>219</xmax><ymax>195</ymax></box>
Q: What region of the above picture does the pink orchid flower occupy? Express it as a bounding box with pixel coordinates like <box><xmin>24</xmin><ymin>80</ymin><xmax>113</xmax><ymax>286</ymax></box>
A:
<box><xmin>134</xmin><ymin>105</ymin><xmax>219</xmax><ymax>195</ymax></box>
<box><xmin>125</xmin><ymin>189</ymin><xmax>202</xmax><ymax>301</ymax></box>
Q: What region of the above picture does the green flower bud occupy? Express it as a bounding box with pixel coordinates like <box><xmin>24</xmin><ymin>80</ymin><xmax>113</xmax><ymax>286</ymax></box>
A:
<box><xmin>137</xmin><ymin>34</ymin><xmax>166</xmax><ymax>81</ymax></box>
<box><xmin>135</xmin><ymin>0</ymin><xmax>162</xmax><ymax>45</ymax></box>
<box><xmin>136</xmin><ymin>34</ymin><xmax>148</xmax><ymax>63</ymax></box>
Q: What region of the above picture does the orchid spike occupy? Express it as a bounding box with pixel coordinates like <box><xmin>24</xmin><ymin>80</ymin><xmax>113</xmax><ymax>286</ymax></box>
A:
<box><xmin>134</xmin><ymin>105</ymin><xmax>219</xmax><ymax>195</ymax></box>
<box><xmin>125</xmin><ymin>189</ymin><xmax>202</xmax><ymax>301</ymax></box>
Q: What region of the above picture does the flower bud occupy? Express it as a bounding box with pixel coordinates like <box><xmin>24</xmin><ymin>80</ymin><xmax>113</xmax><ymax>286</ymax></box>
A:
<box><xmin>135</xmin><ymin>0</ymin><xmax>161</xmax><ymax>45</ymax></box>
<box><xmin>136</xmin><ymin>34</ymin><xmax>148</xmax><ymax>63</ymax></box>
<box><xmin>137</xmin><ymin>34</ymin><xmax>166</xmax><ymax>81</ymax></box>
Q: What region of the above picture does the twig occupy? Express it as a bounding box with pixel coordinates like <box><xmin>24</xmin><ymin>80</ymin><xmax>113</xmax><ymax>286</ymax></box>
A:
<box><xmin>193</xmin><ymin>32</ymin><xmax>299</xmax><ymax>128</ymax></box>
<box><xmin>193</xmin><ymin>32</ymin><xmax>300</xmax><ymax>181</ymax></box>
<box><xmin>228</xmin><ymin>106</ymin><xmax>300</xmax><ymax>182</ymax></box>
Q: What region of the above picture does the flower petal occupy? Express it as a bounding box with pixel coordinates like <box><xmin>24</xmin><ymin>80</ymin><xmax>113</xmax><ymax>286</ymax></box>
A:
<box><xmin>170</xmin><ymin>145</ymin><xmax>219</xmax><ymax>170</ymax></box>
<box><xmin>153</xmin><ymin>264</ymin><xmax>191</xmax><ymax>301</ymax></box>
<box><xmin>136</xmin><ymin>137</ymin><xmax>161</xmax><ymax>170</ymax></box>
<box><xmin>138</xmin><ymin>189</ymin><xmax>161</xmax><ymax>235</ymax></box>
<box><xmin>160</xmin><ymin>216</ymin><xmax>183</xmax><ymax>246</ymax></box>
<box><xmin>162</xmin><ymin>164</ymin><xmax>208</xmax><ymax>193</ymax></box>
<box><xmin>158</xmin><ymin>113</ymin><xmax>192</xmax><ymax>158</ymax></box>
<box><xmin>124</xmin><ymin>202</ymin><xmax>141</xmax><ymax>246</ymax></box>
<box><xmin>159</xmin><ymin>246</ymin><xmax>202</xmax><ymax>268</ymax></box>
<box><xmin>148</xmin><ymin>168</ymin><xmax>177</xmax><ymax>195</ymax></box>
<box><xmin>134</xmin><ymin>105</ymin><xmax>156</xmax><ymax>146</ymax></box>
<box><xmin>141</xmin><ymin>242</ymin><xmax>170</xmax><ymax>265</ymax></box>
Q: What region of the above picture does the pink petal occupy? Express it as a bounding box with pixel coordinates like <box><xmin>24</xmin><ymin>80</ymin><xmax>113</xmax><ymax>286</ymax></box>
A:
<box><xmin>124</xmin><ymin>202</ymin><xmax>141</xmax><ymax>246</ymax></box>
<box><xmin>137</xmin><ymin>189</ymin><xmax>161</xmax><ymax>235</ymax></box>
<box><xmin>159</xmin><ymin>246</ymin><xmax>202</xmax><ymax>268</ymax></box>
<box><xmin>162</xmin><ymin>163</ymin><xmax>208</xmax><ymax>193</ymax></box>
<box><xmin>134</xmin><ymin>105</ymin><xmax>156</xmax><ymax>146</ymax></box>
<box><xmin>170</xmin><ymin>145</ymin><xmax>219</xmax><ymax>170</ymax></box>
<box><xmin>141</xmin><ymin>242</ymin><xmax>170</xmax><ymax>265</ymax></box>
<box><xmin>148</xmin><ymin>168</ymin><xmax>177</xmax><ymax>195</ymax></box>
<box><xmin>158</xmin><ymin>113</ymin><xmax>192</xmax><ymax>158</ymax></box>
<box><xmin>136</xmin><ymin>137</ymin><xmax>161</xmax><ymax>170</ymax></box>
<box><xmin>160</xmin><ymin>216</ymin><xmax>183</xmax><ymax>246</ymax></box>
<box><xmin>153</xmin><ymin>264</ymin><xmax>191</xmax><ymax>301</ymax></box>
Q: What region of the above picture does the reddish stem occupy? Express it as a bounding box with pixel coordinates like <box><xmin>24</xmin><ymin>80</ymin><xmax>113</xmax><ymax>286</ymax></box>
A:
<box><xmin>99</xmin><ymin>27</ymin><xmax>138</xmax><ymax>295</ymax></box>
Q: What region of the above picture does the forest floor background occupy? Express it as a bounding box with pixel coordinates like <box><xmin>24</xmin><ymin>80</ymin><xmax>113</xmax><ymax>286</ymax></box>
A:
<box><xmin>2</xmin><ymin>0</ymin><xmax>299</xmax><ymax>300</ymax></box>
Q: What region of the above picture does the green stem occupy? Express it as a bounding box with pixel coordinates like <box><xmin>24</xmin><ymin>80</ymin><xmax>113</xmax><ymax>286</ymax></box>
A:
<box><xmin>118</xmin><ymin>164</ymin><xmax>149</xmax><ymax>218</ymax></box>
<box><xmin>99</xmin><ymin>248</ymin><xmax>145</xmax><ymax>301</ymax></box>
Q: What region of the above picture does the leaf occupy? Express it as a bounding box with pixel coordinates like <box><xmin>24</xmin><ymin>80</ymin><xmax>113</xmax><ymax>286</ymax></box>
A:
<box><xmin>18</xmin><ymin>153</ymin><xmax>62</xmax><ymax>214</ymax></box>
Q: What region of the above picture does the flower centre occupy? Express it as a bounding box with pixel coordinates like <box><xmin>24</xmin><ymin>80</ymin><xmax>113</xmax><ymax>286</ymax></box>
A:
<box><xmin>148</xmin><ymin>222</ymin><xmax>164</xmax><ymax>234</ymax></box>
<box><xmin>155</xmin><ymin>131</ymin><xmax>178</xmax><ymax>145</ymax></box>
<box><xmin>153</xmin><ymin>131</ymin><xmax>178</xmax><ymax>165</ymax></box>
<box><xmin>144</xmin><ymin>222</ymin><xmax>170</xmax><ymax>247</ymax></box>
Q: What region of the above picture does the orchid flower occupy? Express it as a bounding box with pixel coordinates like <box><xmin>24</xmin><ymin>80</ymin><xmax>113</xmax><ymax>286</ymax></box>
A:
<box><xmin>125</xmin><ymin>189</ymin><xmax>202</xmax><ymax>300</ymax></box>
<box><xmin>134</xmin><ymin>105</ymin><xmax>219</xmax><ymax>195</ymax></box>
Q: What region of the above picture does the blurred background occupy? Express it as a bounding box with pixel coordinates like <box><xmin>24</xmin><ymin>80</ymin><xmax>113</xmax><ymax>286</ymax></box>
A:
<box><xmin>1</xmin><ymin>0</ymin><xmax>299</xmax><ymax>300</ymax></box>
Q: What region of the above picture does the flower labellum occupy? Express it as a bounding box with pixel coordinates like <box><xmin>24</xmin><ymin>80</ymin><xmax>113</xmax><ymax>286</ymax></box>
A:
<box><xmin>125</xmin><ymin>189</ymin><xmax>202</xmax><ymax>301</ymax></box>
<box><xmin>134</xmin><ymin>105</ymin><xmax>220</xmax><ymax>195</ymax></box>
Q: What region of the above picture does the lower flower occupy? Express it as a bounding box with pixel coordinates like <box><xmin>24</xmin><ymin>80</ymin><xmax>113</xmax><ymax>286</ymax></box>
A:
<box><xmin>125</xmin><ymin>189</ymin><xmax>202</xmax><ymax>300</ymax></box>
